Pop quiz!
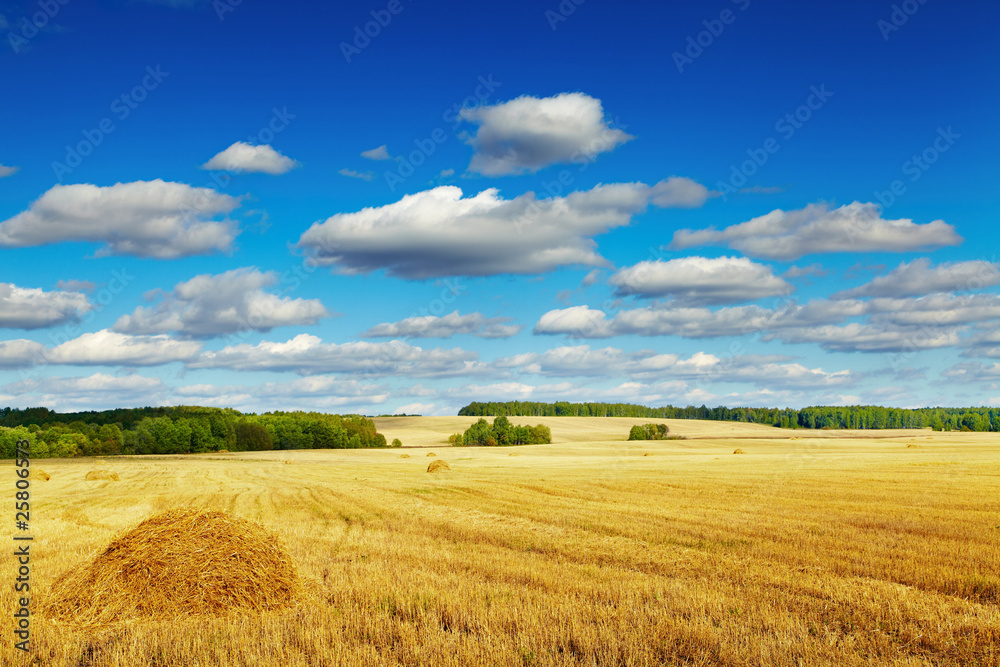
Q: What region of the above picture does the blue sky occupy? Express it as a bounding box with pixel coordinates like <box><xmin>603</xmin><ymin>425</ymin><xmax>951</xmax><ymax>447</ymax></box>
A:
<box><xmin>0</xmin><ymin>0</ymin><xmax>998</xmax><ymax>414</ymax></box>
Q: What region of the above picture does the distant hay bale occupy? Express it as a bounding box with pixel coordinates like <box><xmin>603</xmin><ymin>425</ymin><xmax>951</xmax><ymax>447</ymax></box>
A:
<box><xmin>508</xmin><ymin>452</ymin><xmax>519</xmax><ymax>457</ymax></box>
<box><xmin>44</xmin><ymin>508</ymin><xmax>301</xmax><ymax>626</ymax></box>
<box><xmin>427</xmin><ymin>460</ymin><xmax>451</xmax><ymax>473</ymax></box>
<box><xmin>283</xmin><ymin>460</ymin><xmax>293</xmax><ymax>464</ymax></box>
<box><xmin>643</xmin><ymin>453</ymin><xmax>652</xmax><ymax>456</ymax></box>
<box><xmin>426</xmin><ymin>452</ymin><xmax>436</xmax><ymax>457</ymax></box>
<box><xmin>906</xmin><ymin>444</ymin><xmax>920</xmax><ymax>448</ymax></box>
<box><xmin>733</xmin><ymin>448</ymin><xmax>744</xmax><ymax>455</ymax></box>
<box><xmin>399</xmin><ymin>454</ymin><xmax>411</xmax><ymax>458</ymax></box>
<box><xmin>85</xmin><ymin>470</ymin><xmax>119</xmax><ymax>481</ymax></box>
<box><xmin>35</xmin><ymin>470</ymin><xmax>51</xmax><ymax>481</ymax></box>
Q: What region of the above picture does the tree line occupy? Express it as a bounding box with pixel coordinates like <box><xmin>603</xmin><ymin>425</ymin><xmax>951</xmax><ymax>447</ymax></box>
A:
<box><xmin>450</xmin><ymin>416</ymin><xmax>552</xmax><ymax>447</ymax></box>
<box><xmin>458</xmin><ymin>402</ymin><xmax>1000</xmax><ymax>432</ymax></box>
<box><xmin>0</xmin><ymin>406</ymin><xmax>389</xmax><ymax>459</ymax></box>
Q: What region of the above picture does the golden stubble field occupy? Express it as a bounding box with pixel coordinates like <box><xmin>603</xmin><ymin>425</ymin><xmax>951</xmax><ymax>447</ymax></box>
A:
<box><xmin>2</xmin><ymin>416</ymin><xmax>999</xmax><ymax>666</ymax></box>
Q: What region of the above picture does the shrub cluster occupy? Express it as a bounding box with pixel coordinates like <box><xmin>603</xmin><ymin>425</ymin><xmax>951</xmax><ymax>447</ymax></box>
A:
<box><xmin>454</xmin><ymin>416</ymin><xmax>551</xmax><ymax>447</ymax></box>
<box><xmin>628</xmin><ymin>423</ymin><xmax>670</xmax><ymax>441</ymax></box>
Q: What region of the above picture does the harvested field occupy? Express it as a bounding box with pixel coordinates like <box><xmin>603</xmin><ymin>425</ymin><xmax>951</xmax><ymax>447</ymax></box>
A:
<box><xmin>1</xmin><ymin>418</ymin><xmax>997</xmax><ymax>666</ymax></box>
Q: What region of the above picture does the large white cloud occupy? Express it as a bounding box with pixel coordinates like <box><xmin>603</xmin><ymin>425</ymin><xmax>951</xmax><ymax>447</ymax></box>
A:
<box><xmin>114</xmin><ymin>267</ymin><xmax>329</xmax><ymax>338</ymax></box>
<box><xmin>670</xmin><ymin>202</ymin><xmax>962</xmax><ymax>260</ymax></box>
<box><xmin>189</xmin><ymin>334</ymin><xmax>484</xmax><ymax>377</ymax></box>
<box><xmin>460</xmin><ymin>92</ymin><xmax>633</xmax><ymax>175</ymax></box>
<box><xmin>0</xmin><ymin>180</ymin><xmax>240</xmax><ymax>258</ymax></box>
<box><xmin>46</xmin><ymin>330</ymin><xmax>202</xmax><ymax>366</ymax></box>
<box><xmin>0</xmin><ymin>283</ymin><xmax>90</xmax><ymax>328</ymax></box>
<box><xmin>201</xmin><ymin>142</ymin><xmax>300</xmax><ymax>174</ymax></box>
<box><xmin>609</xmin><ymin>256</ymin><xmax>793</xmax><ymax>304</ymax></box>
<box><xmin>298</xmin><ymin>179</ymin><xmax>711</xmax><ymax>279</ymax></box>
<box><xmin>360</xmin><ymin>311</ymin><xmax>520</xmax><ymax>339</ymax></box>
<box><xmin>833</xmin><ymin>258</ymin><xmax>1000</xmax><ymax>299</ymax></box>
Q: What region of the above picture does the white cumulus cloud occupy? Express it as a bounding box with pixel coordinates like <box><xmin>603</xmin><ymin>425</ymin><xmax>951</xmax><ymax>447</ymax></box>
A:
<box><xmin>0</xmin><ymin>283</ymin><xmax>90</xmax><ymax>328</ymax></box>
<box><xmin>460</xmin><ymin>92</ymin><xmax>633</xmax><ymax>175</ymax></box>
<box><xmin>298</xmin><ymin>179</ymin><xmax>712</xmax><ymax>279</ymax></box>
<box><xmin>201</xmin><ymin>142</ymin><xmax>300</xmax><ymax>175</ymax></box>
<box><xmin>113</xmin><ymin>267</ymin><xmax>330</xmax><ymax>338</ymax></box>
<box><xmin>670</xmin><ymin>201</ymin><xmax>962</xmax><ymax>260</ymax></box>
<box><xmin>609</xmin><ymin>256</ymin><xmax>793</xmax><ymax>304</ymax></box>
<box><xmin>46</xmin><ymin>330</ymin><xmax>202</xmax><ymax>366</ymax></box>
<box><xmin>361</xmin><ymin>311</ymin><xmax>520</xmax><ymax>339</ymax></box>
<box><xmin>0</xmin><ymin>180</ymin><xmax>240</xmax><ymax>258</ymax></box>
<box><xmin>833</xmin><ymin>258</ymin><xmax>1000</xmax><ymax>299</ymax></box>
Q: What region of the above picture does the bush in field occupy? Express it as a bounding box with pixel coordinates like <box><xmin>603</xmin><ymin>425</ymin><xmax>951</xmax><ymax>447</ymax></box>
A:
<box><xmin>461</xmin><ymin>416</ymin><xmax>551</xmax><ymax>446</ymax></box>
<box><xmin>391</xmin><ymin>438</ymin><xmax>402</xmax><ymax>448</ymax></box>
<box><xmin>628</xmin><ymin>423</ymin><xmax>669</xmax><ymax>441</ymax></box>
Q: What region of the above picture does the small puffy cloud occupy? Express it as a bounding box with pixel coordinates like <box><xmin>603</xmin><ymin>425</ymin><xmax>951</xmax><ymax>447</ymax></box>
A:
<box><xmin>0</xmin><ymin>165</ymin><xmax>18</xmax><ymax>178</ymax></box>
<box><xmin>0</xmin><ymin>283</ymin><xmax>90</xmax><ymax>328</ymax></box>
<box><xmin>439</xmin><ymin>168</ymin><xmax>455</xmax><ymax>178</ymax></box>
<box><xmin>339</xmin><ymin>168</ymin><xmax>375</xmax><ymax>181</ymax></box>
<box><xmin>670</xmin><ymin>202</ymin><xmax>962</xmax><ymax>260</ymax></box>
<box><xmin>460</xmin><ymin>92</ymin><xmax>633</xmax><ymax>175</ymax></box>
<box><xmin>361</xmin><ymin>311</ymin><xmax>520</xmax><ymax>339</ymax></box>
<box><xmin>298</xmin><ymin>179</ymin><xmax>711</xmax><ymax>279</ymax></box>
<box><xmin>55</xmin><ymin>279</ymin><xmax>97</xmax><ymax>293</ymax></box>
<box><xmin>783</xmin><ymin>263</ymin><xmax>827</xmax><ymax>279</ymax></box>
<box><xmin>580</xmin><ymin>269</ymin><xmax>601</xmax><ymax>287</ymax></box>
<box><xmin>361</xmin><ymin>145</ymin><xmax>391</xmax><ymax>160</ymax></box>
<box><xmin>201</xmin><ymin>142</ymin><xmax>300</xmax><ymax>175</ymax></box>
<box><xmin>648</xmin><ymin>177</ymin><xmax>717</xmax><ymax>208</ymax></box>
<box><xmin>0</xmin><ymin>180</ymin><xmax>240</xmax><ymax>258</ymax></box>
<box><xmin>113</xmin><ymin>267</ymin><xmax>329</xmax><ymax>339</ymax></box>
<box><xmin>46</xmin><ymin>330</ymin><xmax>202</xmax><ymax>366</ymax></box>
<box><xmin>833</xmin><ymin>258</ymin><xmax>1000</xmax><ymax>299</ymax></box>
<box><xmin>0</xmin><ymin>340</ymin><xmax>47</xmax><ymax>368</ymax></box>
<box><xmin>609</xmin><ymin>256</ymin><xmax>793</xmax><ymax>305</ymax></box>
<box><xmin>189</xmin><ymin>334</ymin><xmax>483</xmax><ymax>377</ymax></box>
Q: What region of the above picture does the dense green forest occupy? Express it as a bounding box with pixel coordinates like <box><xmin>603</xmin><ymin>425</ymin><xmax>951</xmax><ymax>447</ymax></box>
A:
<box><xmin>458</xmin><ymin>402</ymin><xmax>1000</xmax><ymax>432</ymax></box>
<box><xmin>0</xmin><ymin>405</ymin><xmax>389</xmax><ymax>459</ymax></box>
<box><xmin>450</xmin><ymin>416</ymin><xmax>552</xmax><ymax>447</ymax></box>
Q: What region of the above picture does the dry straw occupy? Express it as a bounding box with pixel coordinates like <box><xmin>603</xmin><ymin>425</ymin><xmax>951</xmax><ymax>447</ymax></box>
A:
<box><xmin>35</xmin><ymin>469</ymin><xmax>51</xmax><ymax>481</ymax></box>
<box><xmin>44</xmin><ymin>508</ymin><xmax>302</xmax><ymax>627</ymax></box>
<box><xmin>85</xmin><ymin>470</ymin><xmax>119</xmax><ymax>481</ymax></box>
<box><xmin>733</xmin><ymin>448</ymin><xmax>745</xmax><ymax>454</ymax></box>
<box><xmin>427</xmin><ymin>460</ymin><xmax>451</xmax><ymax>473</ymax></box>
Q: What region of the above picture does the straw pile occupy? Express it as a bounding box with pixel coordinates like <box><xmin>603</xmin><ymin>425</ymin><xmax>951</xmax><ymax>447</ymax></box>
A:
<box><xmin>427</xmin><ymin>460</ymin><xmax>451</xmax><ymax>473</ymax></box>
<box><xmin>85</xmin><ymin>470</ymin><xmax>119</xmax><ymax>481</ymax></box>
<box><xmin>399</xmin><ymin>454</ymin><xmax>411</xmax><ymax>458</ymax></box>
<box><xmin>733</xmin><ymin>448</ymin><xmax>745</xmax><ymax>454</ymax></box>
<box><xmin>35</xmin><ymin>470</ymin><xmax>51</xmax><ymax>481</ymax></box>
<box><xmin>44</xmin><ymin>508</ymin><xmax>301</xmax><ymax>626</ymax></box>
<box><xmin>426</xmin><ymin>452</ymin><xmax>437</xmax><ymax>457</ymax></box>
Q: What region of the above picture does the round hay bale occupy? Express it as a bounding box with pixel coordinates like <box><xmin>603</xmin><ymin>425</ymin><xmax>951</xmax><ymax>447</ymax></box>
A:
<box><xmin>399</xmin><ymin>454</ymin><xmax>411</xmax><ymax>459</ymax></box>
<box><xmin>733</xmin><ymin>448</ymin><xmax>744</xmax><ymax>455</ymax></box>
<box><xmin>643</xmin><ymin>452</ymin><xmax>652</xmax><ymax>456</ymax></box>
<box><xmin>508</xmin><ymin>452</ymin><xmax>519</xmax><ymax>457</ymax></box>
<box><xmin>427</xmin><ymin>460</ymin><xmax>451</xmax><ymax>473</ymax></box>
<box><xmin>426</xmin><ymin>452</ymin><xmax>436</xmax><ymax>457</ymax></box>
<box><xmin>85</xmin><ymin>470</ymin><xmax>119</xmax><ymax>481</ymax></box>
<box><xmin>283</xmin><ymin>460</ymin><xmax>293</xmax><ymax>464</ymax></box>
<box><xmin>35</xmin><ymin>469</ymin><xmax>51</xmax><ymax>481</ymax></box>
<box><xmin>906</xmin><ymin>443</ymin><xmax>920</xmax><ymax>448</ymax></box>
<box><xmin>44</xmin><ymin>508</ymin><xmax>301</xmax><ymax>626</ymax></box>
